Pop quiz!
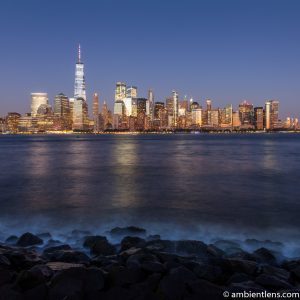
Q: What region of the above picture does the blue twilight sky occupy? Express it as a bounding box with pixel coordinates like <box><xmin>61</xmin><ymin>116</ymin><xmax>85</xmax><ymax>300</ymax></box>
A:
<box><xmin>0</xmin><ymin>0</ymin><xmax>299</xmax><ymax>118</ymax></box>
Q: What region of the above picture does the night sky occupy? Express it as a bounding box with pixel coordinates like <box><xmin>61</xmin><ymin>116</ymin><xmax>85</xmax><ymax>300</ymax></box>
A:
<box><xmin>0</xmin><ymin>0</ymin><xmax>299</xmax><ymax>118</ymax></box>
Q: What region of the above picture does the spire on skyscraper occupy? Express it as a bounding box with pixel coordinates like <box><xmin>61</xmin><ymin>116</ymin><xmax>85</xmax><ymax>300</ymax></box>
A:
<box><xmin>78</xmin><ymin>44</ymin><xmax>81</xmax><ymax>63</ymax></box>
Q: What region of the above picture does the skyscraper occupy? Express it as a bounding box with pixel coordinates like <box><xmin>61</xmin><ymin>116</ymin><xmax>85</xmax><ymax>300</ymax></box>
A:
<box><xmin>31</xmin><ymin>93</ymin><xmax>49</xmax><ymax>117</ymax></box>
<box><xmin>172</xmin><ymin>91</ymin><xmax>178</xmax><ymax>127</ymax></box>
<box><xmin>74</xmin><ymin>44</ymin><xmax>86</xmax><ymax>101</ymax></box>
<box><xmin>265</xmin><ymin>100</ymin><xmax>279</xmax><ymax>130</ymax></box>
<box><xmin>73</xmin><ymin>45</ymin><xmax>88</xmax><ymax>130</ymax></box>
<box><xmin>254</xmin><ymin>107</ymin><xmax>264</xmax><ymax>130</ymax></box>
<box><xmin>93</xmin><ymin>93</ymin><xmax>99</xmax><ymax>132</ymax></box>
<box><xmin>115</xmin><ymin>82</ymin><xmax>126</xmax><ymax>101</ymax></box>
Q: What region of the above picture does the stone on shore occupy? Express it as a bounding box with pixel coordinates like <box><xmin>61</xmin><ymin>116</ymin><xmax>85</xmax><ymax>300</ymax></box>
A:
<box><xmin>17</xmin><ymin>233</ymin><xmax>43</xmax><ymax>247</ymax></box>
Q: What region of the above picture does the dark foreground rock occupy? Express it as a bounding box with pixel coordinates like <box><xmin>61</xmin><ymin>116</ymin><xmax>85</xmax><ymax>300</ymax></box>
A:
<box><xmin>0</xmin><ymin>229</ymin><xmax>299</xmax><ymax>300</ymax></box>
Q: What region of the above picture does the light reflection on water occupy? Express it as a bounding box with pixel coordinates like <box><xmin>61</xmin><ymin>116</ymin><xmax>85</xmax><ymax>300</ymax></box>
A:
<box><xmin>0</xmin><ymin>134</ymin><xmax>300</xmax><ymax>245</ymax></box>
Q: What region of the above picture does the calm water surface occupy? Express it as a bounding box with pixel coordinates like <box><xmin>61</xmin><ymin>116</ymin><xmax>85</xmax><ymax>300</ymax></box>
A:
<box><xmin>0</xmin><ymin>134</ymin><xmax>300</xmax><ymax>246</ymax></box>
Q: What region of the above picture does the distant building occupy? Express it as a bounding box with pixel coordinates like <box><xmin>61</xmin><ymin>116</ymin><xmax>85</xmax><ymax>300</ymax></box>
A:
<box><xmin>93</xmin><ymin>93</ymin><xmax>99</xmax><ymax>131</ymax></box>
<box><xmin>115</xmin><ymin>82</ymin><xmax>126</xmax><ymax>101</ymax></box>
<box><xmin>265</xmin><ymin>100</ymin><xmax>279</xmax><ymax>130</ymax></box>
<box><xmin>239</xmin><ymin>101</ymin><xmax>254</xmax><ymax>126</ymax></box>
<box><xmin>6</xmin><ymin>112</ymin><xmax>21</xmax><ymax>133</ymax></box>
<box><xmin>191</xmin><ymin>108</ymin><xmax>202</xmax><ymax>126</ymax></box>
<box><xmin>254</xmin><ymin>107</ymin><xmax>264</xmax><ymax>130</ymax></box>
<box><xmin>232</xmin><ymin>111</ymin><xmax>241</xmax><ymax>128</ymax></box>
<box><xmin>74</xmin><ymin>44</ymin><xmax>86</xmax><ymax>101</ymax></box>
<box><xmin>126</xmin><ymin>86</ymin><xmax>137</xmax><ymax>98</ymax></box>
<box><xmin>31</xmin><ymin>93</ymin><xmax>48</xmax><ymax>117</ymax></box>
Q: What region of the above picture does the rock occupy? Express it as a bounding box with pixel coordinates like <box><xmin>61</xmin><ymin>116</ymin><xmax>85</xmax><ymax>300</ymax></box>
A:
<box><xmin>29</xmin><ymin>264</ymin><xmax>53</xmax><ymax>281</ymax></box>
<box><xmin>83</xmin><ymin>236</ymin><xmax>115</xmax><ymax>256</ymax></box>
<box><xmin>5</xmin><ymin>235</ymin><xmax>18</xmax><ymax>245</ymax></box>
<box><xmin>43</xmin><ymin>244</ymin><xmax>72</xmax><ymax>257</ymax></box>
<box><xmin>109</xmin><ymin>226</ymin><xmax>147</xmax><ymax>238</ymax></box>
<box><xmin>141</xmin><ymin>261</ymin><xmax>165</xmax><ymax>273</ymax></box>
<box><xmin>47</xmin><ymin>262</ymin><xmax>85</xmax><ymax>271</ymax></box>
<box><xmin>0</xmin><ymin>269</ymin><xmax>15</xmax><ymax>286</ymax></box>
<box><xmin>253</xmin><ymin>247</ymin><xmax>279</xmax><ymax>265</ymax></box>
<box><xmin>145</xmin><ymin>240</ymin><xmax>176</xmax><ymax>252</ymax></box>
<box><xmin>291</xmin><ymin>265</ymin><xmax>300</xmax><ymax>281</ymax></box>
<box><xmin>126</xmin><ymin>252</ymin><xmax>159</xmax><ymax>269</ymax></box>
<box><xmin>262</xmin><ymin>265</ymin><xmax>290</xmax><ymax>281</ymax></box>
<box><xmin>159</xmin><ymin>266</ymin><xmax>197</xmax><ymax>300</ymax></box>
<box><xmin>24</xmin><ymin>283</ymin><xmax>48</xmax><ymax>300</ymax></box>
<box><xmin>227</xmin><ymin>272</ymin><xmax>251</xmax><ymax>284</ymax></box>
<box><xmin>255</xmin><ymin>274</ymin><xmax>293</xmax><ymax>291</ymax></box>
<box><xmin>175</xmin><ymin>240</ymin><xmax>208</xmax><ymax>257</ymax></box>
<box><xmin>221</xmin><ymin>258</ymin><xmax>258</xmax><ymax>275</ymax></box>
<box><xmin>15</xmin><ymin>269</ymin><xmax>45</xmax><ymax>291</ymax></box>
<box><xmin>107</xmin><ymin>265</ymin><xmax>146</xmax><ymax>286</ymax></box>
<box><xmin>0</xmin><ymin>254</ymin><xmax>11</xmax><ymax>267</ymax></box>
<box><xmin>206</xmin><ymin>245</ymin><xmax>225</xmax><ymax>257</ymax></box>
<box><xmin>120</xmin><ymin>236</ymin><xmax>146</xmax><ymax>252</ymax></box>
<box><xmin>245</xmin><ymin>239</ymin><xmax>283</xmax><ymax>252</ymax></box>
<box><xmin>46</xmin><ymin>249</ymin><xmax>90</xmax><ymax>264</ymax></box>
<box><xmin>49</xmin><ymin>267</ymin><xmax>105</xmax><ymax>300</ymax></box>
<box><xmin>185</xmin><ymin>279</ymin><xmax>225</xmax><ymax>300</ymax></box>
<box><xmin>5</xmin><ymin>250</ymin><xmax>44</xmax><ymax>270</ymax></box>
<box><xmin>17</xmin><ymin>233</ymin><xmax>43</xmax><ymax>247</ymax></box>
<box><xmin>147</xmin><ymin>234</ymin><xmax>161</xmax><ymax>241</ymax></box>
<box><xmin>229</xmin><ymin>280</ymin><xmax>265</xmax><ymax>292</ymax></box>
<box><xmin>0</xmin><ymin>284</ymin><xmax>23</xmax><ymax>300</ymax></box>
<box><xmin>193</xmin><ymin>262</ymin><xmax>223</xmax><ymax>283</ymax></box>
<box><xmin>213</xmin><ymin>240</ymin><xmax>241</xmax><ymax>252</ymax></box>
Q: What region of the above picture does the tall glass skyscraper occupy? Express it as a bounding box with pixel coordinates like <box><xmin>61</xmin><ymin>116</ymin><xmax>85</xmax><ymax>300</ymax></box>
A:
<box><xmin>74</xmin><ymin>44</ymin><xmax>86</xmax><ymax>101</ymax></box>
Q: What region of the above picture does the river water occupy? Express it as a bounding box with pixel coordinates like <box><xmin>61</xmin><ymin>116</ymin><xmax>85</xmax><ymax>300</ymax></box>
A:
<box><xmin>0</xmin><ymin>134</ymin><xmax>300</xmax><ymax>253</ymax></box>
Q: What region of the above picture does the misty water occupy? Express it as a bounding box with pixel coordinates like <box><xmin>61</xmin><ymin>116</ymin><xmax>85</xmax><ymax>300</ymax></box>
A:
<box><xmin>0</xmin><ymin>133</ymin><xmax>300</xmax><ymax>256</ymax></box>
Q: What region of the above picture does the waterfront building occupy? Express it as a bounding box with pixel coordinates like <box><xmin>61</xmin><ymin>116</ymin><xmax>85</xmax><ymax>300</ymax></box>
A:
<box><xmin>74</xmin><ymin>44</ymin><xmax>86</xmax><ymax>101</ymax></box>
<box><xmin>220</xmin><ymin>105</ymin><xmax>233</xmax><ymax>127</ymax></box>
<box><xmin>239</xmin><ymin>101</ymin><xmax>254</xmax><ymax>126</ymax></box>
<box><xmin>265</xmin><ymin>100</ymin><xmax>279</xmax><ymax>130</ymax></box>
<box><xmin>93</xmin><ymin>93</ymin><xmax>99</xmax><ymax>131</ymax></box>
<box><xmin>31</xmin><ymin>93</ymin><xmax>48</xmax><ymax>117</ymax></box>
<box><xmin>172</xmin><ymin>91</ymin><xmax>179</xmax><ymax>127</ymax></box>
<box><xmin>73</xmin><ymin>97</ymin><xmax>88</xmax><ymax>130</ymax></box>
<box><xmin>115</xmin><ymin>82</ymin><xmax>126</xmax><ymax>101</ymax></box>
<box><xmin>6</xmin><ymin>112</ymin><xmax>21</xmax><ymax>133</ymax></box>
<box><xmin>136</xmin><ymin>98</ymin><xmax>147</xmax><ymax>130</ymax></box>
<box><xmin>191</xmin><ymin>108</ymin><xmax>202</xmax><ymax>126</ymax></box>
<box><xmin>54</xmin><ymin>93</ymin><xmax>71</xmax><ymax>130</ymax></box>
<box><xmin>126</xmin><ymin>86</ymin><xmax>137</xmax><ymax>98</ymax></box>
<box><xmin>146</xmin><ymin>89</ymin><xmax>154</xmax><ymax>121</ymax></box>
<box><xmin>154</xmin><ymin>102</ymin><xmax>165</xmax><ymax>119</ymax></box>
<box><xmin>254</xmin><ymin>107</ymin><xmax>264</xmax><ymax>130</ymax></box>
<box><xmin>232</xmin><ymin>111</ymin><xmax>241</xmax><ymax>128</ymax></box>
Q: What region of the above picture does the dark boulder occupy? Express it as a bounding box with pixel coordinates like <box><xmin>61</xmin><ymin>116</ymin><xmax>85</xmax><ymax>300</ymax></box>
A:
<box><xmin>107</xmin><ymin>265</ymin><xmax>146</xmax><ymax>286</ymax></box>
<box><xmin>17</xmin><ymin>233</ymin><xmax>43</xmax><ymax>247</ymax></box>
<box><xmin>49</xmin><ymin>267</ymin><xmax>105</xmax><ymax>300</ymax></box>
<box><xmin>184</xmin><ymin>279</ymin><xmax>225</xmax><ymax>300</ymax></box>
<box><xmin>0</xmin><ymin>284</ymin><xmax>23</xmax><ymax>300</ymax></box>
<box><xmin>145</xmin><ymin>240</ymin><xmax>176</xmax><ymax>252</ymax></box>
<box><xmin>253</xmin><ymin>247</ymin><xmax>279</xmax><ymax>265</ymax></box>
<box><xmin>83</xmin><ymin>236</ymin><xmax>115</xmax><ymax>256</ymax></box>
<box><xmin>5</xmin><ymin>235</ymin><xmax>18</xmax><ymax>245</ymax></box>
<box><xmin>43</xmin><ymin>244</ymin><xmax>72</xmax><ymax>257</ymax></box>
<box><xmin>158</xmin><ymin>266</ymin><xmax>197</xmax><ymax>300</ymax></box>
<box><xmin>229</xmin><ymin>280</ymin><xmax>265</xmax><ymax>293</ymax></box>
<box><xmin>120</xmin><ymin>236</ymin><xmax>146</xmax><ymax>252</ymax></box>
<box><xmin>244</xmin><ymin>239</ymin><xmax>283</xmax><ymax>252</ymax></box>
<box><xmin>46</xmin><ymin>249</ymin><xmax>90</xmax><ymax>264</ymax></box>
<box><xmin>0</xmin><ymin>254</ymin><xmax>11</xmax><ymax>267</ymax></box>
<box><xmin>24</xmin><ymin>283</ymin><xmax>48</xmax><ymax>300</ymax></box>
<box><xmin>262</xmin><ymin>265</ymin><xmax>290</xmax><ymax>282</ymax></box>
<box><xmin>0</xmin><ymin>269</ymin><xmax>15</xmax><ymax>286</ymax></box>
<box><xmin>226</xmin><ymin>272</ymin><xmax>251</xmax><ymax>284</ymax></box>
<box><xmin>221</xmin><ymin>258</ymin><xmax>258</xmax><ymax>276</ymax></box>
<box><xmin>193</xmin><ymin>262</ymin><xmax>223</xmax><ymax>283</ymax></box>
<box><xmin>255</xmin><ymin>274</ymin><xmax>293</xmax><ymax>291</ymax></box>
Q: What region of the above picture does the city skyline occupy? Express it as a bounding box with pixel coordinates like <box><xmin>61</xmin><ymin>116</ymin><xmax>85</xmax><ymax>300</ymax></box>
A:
<box><xmin>0</xmin><ymin>0</ymin><xmax>300</xmax><ymax>118</ymax></box>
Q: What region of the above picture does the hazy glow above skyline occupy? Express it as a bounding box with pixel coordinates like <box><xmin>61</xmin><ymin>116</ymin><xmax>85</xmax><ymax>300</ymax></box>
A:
<box><xmin>0</xmin><ymin>0</ymin><xmax>300</xmax><ymax>118</ymax></box>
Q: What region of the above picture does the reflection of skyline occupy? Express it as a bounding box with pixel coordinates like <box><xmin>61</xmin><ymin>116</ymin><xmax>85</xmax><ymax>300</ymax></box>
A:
<box><xmin>110</xmin><ymin>138</ymin><xmax>140</xmax><ymax>208</ymax></box>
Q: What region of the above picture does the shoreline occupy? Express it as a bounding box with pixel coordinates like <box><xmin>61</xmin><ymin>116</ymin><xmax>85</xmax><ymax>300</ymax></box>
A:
<box><xmin>1</xmin><ymin>130</ymin><xmax>300</xmax><ymax>136</ymax></box>
<box><xmin>1</xmin><ymin>226</ymin><xmax>300</xmax><ymax>299</ymax></box>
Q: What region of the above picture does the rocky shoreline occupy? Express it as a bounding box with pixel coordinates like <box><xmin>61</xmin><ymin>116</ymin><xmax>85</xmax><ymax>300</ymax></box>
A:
<box><xmin>1</xmin><ymin>226</ymin><xmax>300</xmax><ymax>300</ymax></box>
